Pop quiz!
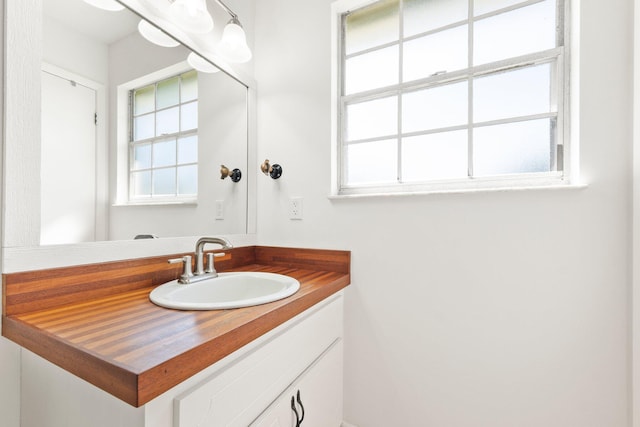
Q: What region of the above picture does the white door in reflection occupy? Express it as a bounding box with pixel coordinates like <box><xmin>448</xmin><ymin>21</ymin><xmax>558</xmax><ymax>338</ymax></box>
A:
<box><xmin>41</xmin><ymin>70</ymin><xmax>97</xmax><ymax>245</ymax></box>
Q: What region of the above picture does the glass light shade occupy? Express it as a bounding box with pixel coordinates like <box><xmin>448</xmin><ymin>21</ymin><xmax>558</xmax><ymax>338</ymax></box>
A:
<box><xmin>83</xmin><ymin>0</ymin><xmax>124</xmax><ymax>11</ymax></box>
<box><xmin>187</xmin><ymin>52</ymin><xmax>220</xmax><ymax>73</ymax></box>
<box><xmin>169</xmin><ymin>0</ymin><xmax>214</xmax><ymax>34</ymax></box>
<box><xmin>217</xmin><ymin>20</ymin><xmax>252</xmax><ymax>63</ymax></box>
<box><xmin>138</xmin><ymin>20</ymin><xmax>180</xmax><ymax>48</ymax></box>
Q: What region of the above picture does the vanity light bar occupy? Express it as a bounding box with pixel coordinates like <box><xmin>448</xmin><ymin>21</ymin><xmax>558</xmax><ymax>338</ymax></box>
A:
<box><xmin>84</xmin><ymin>0</ymin><xmax>252</xmax><ymax>64</ymax></box>
<box><xmin>213</xmin><ymin>0</ymin><xmax>238</xmax><ymax>19</ymax></box>
<box><xmin>168</xmin><ymin>0</ymin><xmax>252</xmax><ymax>63</ymax></box>
<box><xmin>169</xmin><ymin>0</ymin><xmax>214</xmax><ymax>34</ymax></box>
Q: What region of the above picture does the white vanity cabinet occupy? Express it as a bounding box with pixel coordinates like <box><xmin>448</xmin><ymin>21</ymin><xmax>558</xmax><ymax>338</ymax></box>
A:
<box><xmin>20</xmin><ymin>293</ymin><xmax>345</xmax><ymax>427</ymax></box>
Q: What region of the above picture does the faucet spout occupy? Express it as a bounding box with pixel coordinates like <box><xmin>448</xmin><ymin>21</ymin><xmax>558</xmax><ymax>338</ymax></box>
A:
<box><xmin>194</xmin><ymin>237</ymin><xmax>233</xmax><ymax>276</ymax></box>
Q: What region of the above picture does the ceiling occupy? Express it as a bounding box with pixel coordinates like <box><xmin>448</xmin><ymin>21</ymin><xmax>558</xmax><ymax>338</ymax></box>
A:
<box><xmin>44</xmin><ymin>0</ymin><xmax>140</xmax><ymax>45</ymax></box>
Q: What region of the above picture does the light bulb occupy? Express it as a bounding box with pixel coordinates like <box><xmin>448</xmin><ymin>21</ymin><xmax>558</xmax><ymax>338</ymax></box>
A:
<box><xmin>187</xmin><ymin>52</ymin><xmax>220</xmax><ymax>73</ymax></box>
<box><xmin>217</xmin><ymin>19</ymin><xmax>252</xmax><ymax>63</ymax></box>
<box><xmin>83</xmin><ymin>0</ymin><xmax>125</xmax><ymax>11</ymax></box>
<box><xmin>170</xmin><ymin>0</ymin><xmax>214</xmax><ymax>34</ymax></box>
<box><xmin>138</xmin><ymin>20</ymin><xmax>180</xmax><ymax>48</ymax></box>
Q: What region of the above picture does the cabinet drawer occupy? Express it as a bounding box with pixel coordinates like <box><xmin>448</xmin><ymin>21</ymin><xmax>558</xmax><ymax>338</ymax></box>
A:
<box><xmin>174</xmin><ymin>295</ymin><xmax>343</xmax><ymax>427</ymax></box>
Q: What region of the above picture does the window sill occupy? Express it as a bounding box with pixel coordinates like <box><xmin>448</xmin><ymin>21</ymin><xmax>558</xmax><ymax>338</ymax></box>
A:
<box><xmin>328</xmin><ymin>182</ymin><xmax>588</xmax><ymax>200</ymax></box>
<box><xmin>113</xmin><ymin>199</ymin><xmax>198</xmax><ymax>207</ymax></box>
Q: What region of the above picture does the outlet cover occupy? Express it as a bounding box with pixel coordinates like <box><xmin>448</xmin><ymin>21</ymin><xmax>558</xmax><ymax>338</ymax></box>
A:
<box><xmin>215</xmin><ymin>200</ymin><xmax>224</xmax><ymax>220</ymax></box>
<box><xmin>289</xmin><ymin>197</ymin><xmax>303</xmax><ymax>220</ymax></box>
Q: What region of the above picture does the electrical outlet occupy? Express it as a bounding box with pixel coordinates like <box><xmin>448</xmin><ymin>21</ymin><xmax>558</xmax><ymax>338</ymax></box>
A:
<box><xmin>289</xmin><ymin>197</ymin><xmax>303</xmax><ymax>220</ymax></box>
<box><xmin>215</xmin><ymin>200</ymin><xmax>224</xmax><ymax>220</ymax></box>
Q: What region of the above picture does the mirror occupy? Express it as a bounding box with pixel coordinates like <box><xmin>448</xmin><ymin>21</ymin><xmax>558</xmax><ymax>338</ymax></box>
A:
<box><xmin>39</xmin><ymin>0</ymin><xmax>249</xmax><ymax>245</ymax></box>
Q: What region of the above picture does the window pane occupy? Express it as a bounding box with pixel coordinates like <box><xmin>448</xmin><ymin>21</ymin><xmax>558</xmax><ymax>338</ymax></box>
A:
<box><xmin>156</xmin><ymin>76</ymin><xmax>180</xmax><ymax>109</ymax></box>
<box><xmin>134</xmin><ymin>85</ymin><xmax>155</xmax><ymax>116</ymax></box>
<box><xmin>474</xmin><ymin>63</ymin><xmax>551</xmax><ymax>123</ymax></box>
<box><xmin>181</xmin><ymin>101</ymin><xmax>198</xmax><ymax>131</ymax></box>
<box><xmin>474</xmin><ymin>0</ymin><xmax>556</xmax><ymax>65</ymax></box>
<box><xmin>177</xmin><ymin>165</ymin><xmax>198</xmax><ymax>195</ymax></box>
<box><xmin>178</xmin><ymin>135</ymin><xmax>198</xmax><ymax>164</ymax></box>
<box><xmin>402</xmin><ymin>130</ymin><xmax>468</xmax><ymax>181</ymax></box>
<box><xmin>402</xmin><ymin>81</ymin><xmax>467</xmax><ymax>133</ymax></box>
<box><xmin>153</xmin><ymin>138</ymin><xmax>176</xmax><ymax>168</ymax></box>
<box><xmin>346</xmin><ymin>46</ymin><xmax>399</xmax><ymax>95</ymax></box>
<box><xmin>404</xmin><ymin>0</ymin><xmax>467</xmax><ymax>36</ymax></box>
<box><xmin>132</xmin><ymin>171</ymin><xmax>151</xmax><ymax>197</ymax></box>
<box><xmin>473</xmin><ymin>119</ymin><xmax>552</xmax><ymax>176</ymax></box>
<box><xmin>181</xmin><ymin>70</ymin><xmax>198</xmax><ymax>102</ymax></box>
<box><xmin>156</xmin><ymin>106</ymin><xmax>180</xmax><ymax>135</ymax></box>
<box><xmin>346</xmin><ymin>96</ymin><xmax>398</xmax><ymax>141</ymax></box>
<box><xmin>153</xmin><ymin>168</ymin><xmax>176</xmax><ymax>196</ymax></box>
<box><xmin>346</xmin><ymin>139</ymin><xmax>397</xmax><ymax>184</ymax></box>
<box><xmin>130</xmin><ymin>70</ymin><xmax>200</xmax><ymax>201</ymax></box>
<box><xmin>403</xmin><ymin>25</ymin><xmax>468</xmax><ymax>83</ymax></box>
<box><xmin>474</xmin><ymin>0</ymin><xmax>528</xmax><ymax>16</ymax></box>
<box><xmin>133</xmin><ymin>144</ymin><xmax>151</xmax><ymax>170</ymax></box>
<box><xmin>345</xmin><ymin>0</ymin><xmax>399</xmax><ymax>55</ymax></box>
<box><xmin>134</xmin><ymin>113</ymin><xmax>154</xmax><ymax>141</ymax></box>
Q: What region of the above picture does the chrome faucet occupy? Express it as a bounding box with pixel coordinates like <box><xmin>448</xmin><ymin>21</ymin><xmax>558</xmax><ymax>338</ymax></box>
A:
<box><xmin>168</xmin><ymin>237</ymin><xmax>233</xmax><ymax>284</ymax></box>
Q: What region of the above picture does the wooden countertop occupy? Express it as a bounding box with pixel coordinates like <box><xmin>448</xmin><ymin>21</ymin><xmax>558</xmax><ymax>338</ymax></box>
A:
<box><xmin>2</xmin><ymin>246</ymin><xmax>350</xmax><ymax>407</ymax></box>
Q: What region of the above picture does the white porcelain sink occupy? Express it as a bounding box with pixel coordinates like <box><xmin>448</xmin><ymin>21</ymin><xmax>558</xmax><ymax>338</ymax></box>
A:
<box><xmin>149</xmin><ymin>272</ymin><xmax>301</xmax><ymax>310</ymax></box>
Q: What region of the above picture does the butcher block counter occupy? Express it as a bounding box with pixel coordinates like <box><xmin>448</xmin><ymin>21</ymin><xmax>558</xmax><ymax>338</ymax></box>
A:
<box><xmin>2</xmin><ymin>246</ymin><xmax>350</xmax><ymax>408</ymax></box>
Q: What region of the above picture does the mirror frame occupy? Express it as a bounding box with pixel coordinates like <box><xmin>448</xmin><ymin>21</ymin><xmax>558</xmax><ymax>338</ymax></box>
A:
<box><xmin>2</xmin><ymin>0</ymin><xmax>257</xmax><ymax>273</ymax></box>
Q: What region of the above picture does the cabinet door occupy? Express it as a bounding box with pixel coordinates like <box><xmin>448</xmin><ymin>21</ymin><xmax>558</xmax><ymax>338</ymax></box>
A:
<box><xmin>252</xmin><ymin>340</ymin><xmax>343</xmax><ymax>427</ymax></box>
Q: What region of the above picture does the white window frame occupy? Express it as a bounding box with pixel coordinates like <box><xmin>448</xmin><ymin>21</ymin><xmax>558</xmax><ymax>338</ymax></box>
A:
<box><xmin>115</xmin><ymin>62</ymin><xmax>199</xmax><ymax>206</ymax></box>
<box><xmin>128</xmin><ymin>71</ymin><xmax>198</xmax><ymax>202</ymax></box>
<box><xmin>331</xmin><ymin>0</ymin><xmax>573</xmax><ymax>196</ymax></box>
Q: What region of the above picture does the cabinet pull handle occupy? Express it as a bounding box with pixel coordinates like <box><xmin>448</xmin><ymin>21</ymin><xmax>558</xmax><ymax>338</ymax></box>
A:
<box><xmin>296</xmin><ymin>390</ymin><xmax>305</xmax><ymax>424</ymax></box>
<box><xmin>291</xmin><ymin>396</ymin><xmax>301</xmax><ymax>427</ymax></box>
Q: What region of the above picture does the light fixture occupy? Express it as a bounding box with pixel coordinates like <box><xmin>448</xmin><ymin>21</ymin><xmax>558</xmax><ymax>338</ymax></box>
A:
<box><xmin>82</xmin><ymin>0</ymin><xmax>125</xmax><ymax>11</ymax></box>
<box><xmin>88</xmin><ymin>0</ymin><xmax>253</xmax><ymax>64</ymax></box>
<box><xmin>217</xmin><ymin>17</ymin><xmax>252</xmax><ymax>63</ymax></box>
<box><xmin>169</xmin><ymin>0</ymin><xmax>214</xmax><ymax>34</ymax></box>
<box><xmin>138</xmin><ymin>20</ymin><xmax>181</xmax><ymax>48</ymax></box>
<box><xmin>187</xmin><ymin>52</ymin><xmax>220</xmax><ymax>73</ymax></box>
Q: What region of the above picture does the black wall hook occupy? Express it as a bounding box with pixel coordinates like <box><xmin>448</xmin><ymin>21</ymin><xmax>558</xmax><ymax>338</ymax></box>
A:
<box><xmin>260</xmin><ymin>159</ymin><xmax>283</xmax><ymax>179</ymax></box>
<box><xmin>269</xmin><ymin>164</ymin><xmax>283</xmax><ymax>179</ymax></box>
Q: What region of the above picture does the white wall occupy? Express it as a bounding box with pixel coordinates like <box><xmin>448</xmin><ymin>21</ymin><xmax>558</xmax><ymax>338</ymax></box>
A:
<box><xmin>253</xmin><ymin>1</ymin><xmax>633</xmax><ymax>426</ymax></box>
<box><xmin>42</xmin><ymin>14</ymin><xmax>108</xmax><ymax>83</ymax></box>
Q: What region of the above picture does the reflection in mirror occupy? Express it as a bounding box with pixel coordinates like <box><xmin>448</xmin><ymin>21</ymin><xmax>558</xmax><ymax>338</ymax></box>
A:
<box><xmin>40</xmin><ymin>0</ymin><xmax>248</xmax><ymax>246</ymax></box>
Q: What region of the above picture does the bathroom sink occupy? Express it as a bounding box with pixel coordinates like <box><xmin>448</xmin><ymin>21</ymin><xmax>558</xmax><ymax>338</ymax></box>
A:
<box><xmin>149</xmin><ymin>272</ymin><xmax>301</xmax><ymax>310</ymax></box>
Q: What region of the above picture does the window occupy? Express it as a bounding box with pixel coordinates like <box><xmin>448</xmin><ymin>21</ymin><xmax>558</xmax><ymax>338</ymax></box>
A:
<box><xmin>129</xmin><ymin>70</ymin><xmax>198</xmax><ymax>201</ymax></box>
<box><xmin>333</xmin><ymin>0</ymin><xmax>569</xmax><ymax>195</ymax></box>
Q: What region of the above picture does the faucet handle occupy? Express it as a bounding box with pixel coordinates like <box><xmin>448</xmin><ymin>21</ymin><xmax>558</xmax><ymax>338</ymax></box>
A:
<box><xmin>168</xmin><ymin>255</ymin><xmax>194</xmax><ymax>284</ymax></box>
<box><xmin>205</xmin><ymin>253</ymin><xmax>226</xmax><ymax>274</ymax></box>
